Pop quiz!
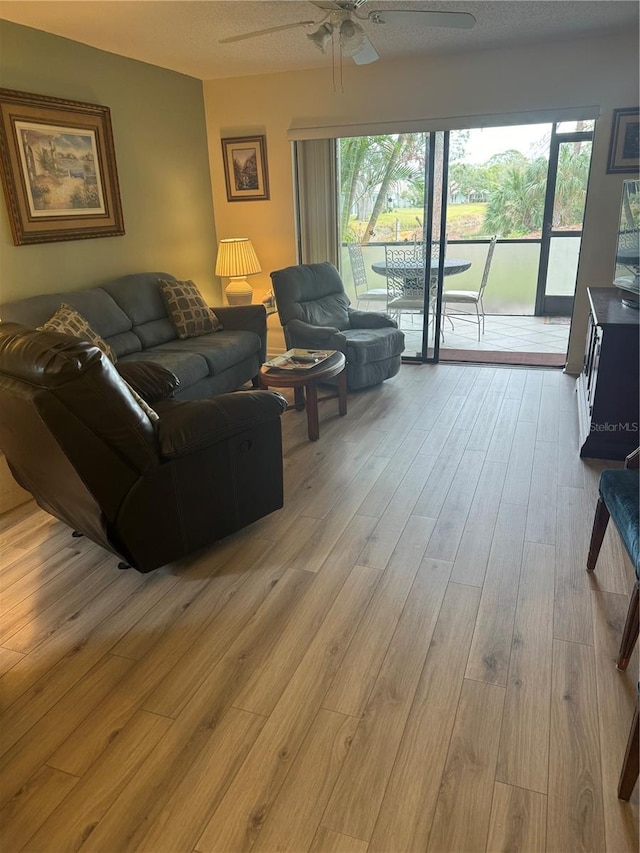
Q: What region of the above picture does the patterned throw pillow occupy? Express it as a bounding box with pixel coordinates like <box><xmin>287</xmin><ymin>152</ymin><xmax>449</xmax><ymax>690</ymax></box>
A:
<box><xmin>39</xmin><ymin>303</ymin><xmax>117</xmax><ymax>363</ymax></box>
<box><xmin>159</xmin><ymin>279</ymin><xmax>222</xmax><ymax>339</ymax></box>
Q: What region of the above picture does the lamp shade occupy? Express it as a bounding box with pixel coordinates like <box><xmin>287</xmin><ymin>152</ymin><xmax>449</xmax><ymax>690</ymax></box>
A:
<box><xmin>215</xmin><ymin>238</ymin><xmax>261</xmax><ymax>305</ymax></box>
<box><xmin>215</xmin><ymin>238</ymin><xmax>261</xmax><ymax>277</ymax></box>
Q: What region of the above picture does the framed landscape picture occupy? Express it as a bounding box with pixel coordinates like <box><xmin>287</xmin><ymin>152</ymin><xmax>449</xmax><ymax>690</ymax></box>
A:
<box><xmin>607</xmin><ymin>107</ymin><xmax>640</xmax><ymax>174</ymax></box>
<box><xmin>0</xmin><ymin>89</ymin><xmax>125</xmax><ymax>245</ymax></box>
<box><xmin>221</xmin><ymin>135</ymin><xmax>270</xmax><ymax>202</ymax></box>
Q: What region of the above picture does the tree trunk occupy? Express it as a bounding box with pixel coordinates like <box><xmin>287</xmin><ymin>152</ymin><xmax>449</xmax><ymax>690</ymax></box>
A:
<box><xmin>341</xmin><ymin>140</ymin><xmax>367</xmax><ymax>240</ymax></box>
<box><xmin>361</xmin><ymin>134</ymin><xmax>408</xmax><ymax>245</ymax></box>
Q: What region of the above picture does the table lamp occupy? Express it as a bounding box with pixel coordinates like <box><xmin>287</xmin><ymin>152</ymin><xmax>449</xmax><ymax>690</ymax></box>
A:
<box><xmin>215</xmin><ymin>237</ymin><xmax>261</xmax><ymax>305</ymax></box>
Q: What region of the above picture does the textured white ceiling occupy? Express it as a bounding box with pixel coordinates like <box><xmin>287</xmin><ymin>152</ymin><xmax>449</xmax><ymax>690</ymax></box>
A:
<box><xmin>0</xmin><ymin>0</ymin><xmax>637</xmax><ymax>80</ymax></box>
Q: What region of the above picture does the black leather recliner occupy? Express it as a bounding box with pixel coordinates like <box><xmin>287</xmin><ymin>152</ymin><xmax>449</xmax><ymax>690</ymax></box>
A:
<box><xmin>0</xmin><ymin>323</ymin><xmax>287</xmax><ymax>572</ymax></box>
<box><xmin>271</xmin><ymin>262</ymin><xmax>405</xmax><ymax>391</ymax></box>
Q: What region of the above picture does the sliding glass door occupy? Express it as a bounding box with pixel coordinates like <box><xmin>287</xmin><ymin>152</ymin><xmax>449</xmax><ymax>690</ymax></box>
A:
<box><xmin>335</xmin><ymin>131</ymin><xmax>448</xmax><ymax>362</ymax></box>
<box><xmin>329</xmin><ymin>115</ymin><xmax>594</xmax><ymax>365</ymax></box>
<box><xmin>535</xmin><ymin>124</ymin><xmax>593</xmax><ymax>316</ymax></box>
<box><xmin>416</xmin><ymin>131</ymin><xmax>448</xmax><ymax>362</ymax></box>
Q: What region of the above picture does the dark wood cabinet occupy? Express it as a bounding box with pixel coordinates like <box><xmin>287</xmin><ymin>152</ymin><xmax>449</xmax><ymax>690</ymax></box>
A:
<box><xmin>577</xmin><ymin>288</ymin><xmax>639</xmax><ymax>460</ymax></box>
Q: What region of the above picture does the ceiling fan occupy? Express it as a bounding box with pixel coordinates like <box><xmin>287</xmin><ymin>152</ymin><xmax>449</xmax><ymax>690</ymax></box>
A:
<box><xmin>219</xmin><ymin>1</ymin><xmax>476</xmax><ymax>72</ymax></box>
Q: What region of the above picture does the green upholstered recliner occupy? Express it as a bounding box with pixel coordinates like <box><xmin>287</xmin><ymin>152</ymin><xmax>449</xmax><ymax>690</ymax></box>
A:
<box><xmin>270</xmin><ymin>262</ymin><xmax>405</xmax><ymax>391</ymax></box>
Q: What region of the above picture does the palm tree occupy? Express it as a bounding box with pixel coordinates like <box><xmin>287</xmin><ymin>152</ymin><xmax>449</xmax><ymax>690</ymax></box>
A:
<box><xmin>483</xmin><ymin>164</ymin><xmax>539</xmax><ymax>237</ymax></box>
<box><xmin>360</xmin><ymin>134</ymin><xmax>410</xmax><ymax>245</ymax></box>
<box><xmin>552</xmin><ymin>145</ymin><xmax>591</xmax><ymax>228</ymax></box>
<box><xmin>483</xmin><ymin>156</ymin><xmax>548</xmax><ymax>237</ymax></box>
<box><xmin>483</xmin><ymin>147</ymin><xmax>590</xmax><ymax>237</ymax></box>
<box><xmin>339</xmin><ymin>134</ymin><xmax>423</xmax><ymax>243</ymax></box>
<box><xmin>339</xmin><ymin>136</ymin><xmax>370</xmax><ymax>238</ymax></box>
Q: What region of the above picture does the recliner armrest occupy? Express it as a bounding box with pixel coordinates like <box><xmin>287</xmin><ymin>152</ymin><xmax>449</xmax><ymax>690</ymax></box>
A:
<box><xmin>285</xmin><ymin>319</ymin><xmax>347</xmax><ymax>351</ymax></box>
<box><xmin>156</xmin><ymin>390</ymin><xmax>287</xmax><ymax>458</ymax></box>
<box><xmin>348</xmin><ymin>309</ymin><xmax>398</xmax><ymax>329</ymax></box>
<box><xmin>116</xmin><ymin>361</ymin><xmax>180</xmax><ymax>403</ymax></box>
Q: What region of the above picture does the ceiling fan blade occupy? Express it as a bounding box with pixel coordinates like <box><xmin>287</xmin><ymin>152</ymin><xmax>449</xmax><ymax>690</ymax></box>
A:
<box><xmin>309</xmin><ymin>1</ymin><xmax>343</xmax><ymax>10</ymax></box>
<box><xmin>219</xmin><ymin>20</ymin><xmax>317</xmax><ymax>44</ymax></box>
<box><xmin>352</xmin><ymin>35</ymin><xmax>379</xmax><ymax>65</ymax></box>
<box><xmin>310</xmin><ymin>0</ymin><xmax>369</xmax><ymax>10</ymax></box>
<box><xmin>368</xmin><ymin>10</ymin><xmax>476</xmax><ymax>29</ymax></box>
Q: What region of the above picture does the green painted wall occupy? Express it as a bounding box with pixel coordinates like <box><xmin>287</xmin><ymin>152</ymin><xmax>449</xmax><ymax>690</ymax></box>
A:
<box><xmin>0</xmin><ymin>21</ymin><xmax>220</xmax><ymax>305</ymax></box>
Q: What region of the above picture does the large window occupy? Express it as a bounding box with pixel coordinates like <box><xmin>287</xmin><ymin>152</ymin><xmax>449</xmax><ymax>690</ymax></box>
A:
<box><xmin>337</xmin><ymin>120</ymin><xmax>594</xmax><ymax>322</ymax></box>
<box><xmin>339</xmin><ymin>133</ymin><xmax>427</xmax><ymax>246</ymax></box>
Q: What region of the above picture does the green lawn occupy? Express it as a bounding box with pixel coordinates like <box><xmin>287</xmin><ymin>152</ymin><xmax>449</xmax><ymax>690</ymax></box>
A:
<box><xmin>349</xmin><ymin>203</ymin><xmax>488</xmax><ymax>241</ymax></box>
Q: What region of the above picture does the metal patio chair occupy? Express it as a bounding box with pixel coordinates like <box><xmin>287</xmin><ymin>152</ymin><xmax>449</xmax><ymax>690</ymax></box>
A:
<box><xmin>347</xmin><ymin>243</ymin><xmax>387</xmax><ymax>310</ymax></box>
<box><xmin>441</xmin><ymin>235</ymin><xmax>497</xmax><ymax>341</ymax></box>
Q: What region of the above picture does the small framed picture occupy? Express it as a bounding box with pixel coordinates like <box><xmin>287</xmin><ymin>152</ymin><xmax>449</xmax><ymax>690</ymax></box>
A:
<box><xmin>221</xmin><ymin>135</ymin><xmax>269</xmax><ymax>202</ymax></box>
<box><xmin>0</xmin><ymin>88</ymin><xmax>125</xmax><ymax>245</ymax></box>
<box><xmin>607</xmin><ymin>107</ymin><xmax>640</xmax><ymax>174</ymax></box>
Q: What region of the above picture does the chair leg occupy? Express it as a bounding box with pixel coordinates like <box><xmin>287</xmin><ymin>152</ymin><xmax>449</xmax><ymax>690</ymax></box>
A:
<box><xmin>616</xmin><ymin>580</ymin><xmax>639</xmax><ymax>672</ymax></box>
<box><xmin>586</xmin><ymin>497</ymin><xmax>610</xmax><ymax>571</ymax></box>
<box><xmin>442</xmin><ymin>302</ymin><xmax>454</xmax><ymax>331</ymax></box>
<box><xmin>480</xmin><ymin>297</ymin><xmax>485</xmax><ymax>335</ymax></box>
<box><xmin>475</xmin><ymin>302</ymin><xmax>481</xmax><ymax>341</ymax></box>
<box><xmin>618</xmin><ymin>700</ymin><xmax>639</xmax><ymax>800</ymax></box>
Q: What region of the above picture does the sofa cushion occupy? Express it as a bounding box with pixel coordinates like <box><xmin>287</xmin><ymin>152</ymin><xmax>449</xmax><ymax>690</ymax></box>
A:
<box><xmin>102</xmin><ymin>272</ymin><xmax>179</xmax><ymax>349</ymax></box>
<box><xmin>159</xmin><ymin>279</ymin><xmax>222</xmax><ymax>339</ymax></box>
<box><xmin>119</xmin><ymin>349</ymin><xmax>209</xmax><ymax>391</ymax></box>
<box><xmin>155</xmin><ymin>330</ymin><xmax>261</xmax><ymax>376</ymax></box>
<box><xmin>0</xmin><ymin>287</ymin><xmax>131</xmax><ymax>335</ymax></box>
<box><xmin>39</xmin><ymin>303</ymin><xmax>117</xmax><ymax>363</ymax></box>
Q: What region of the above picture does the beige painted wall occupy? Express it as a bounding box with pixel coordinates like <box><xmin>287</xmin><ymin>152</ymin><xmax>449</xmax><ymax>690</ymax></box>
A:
<box><xmin>204</xmin><ymin>31</ymin><xmax>639</xmax><ymax>368</ymax></box>
<box><xmin>0</xmin><ymin>21</ymin><xmax>220</xmax><ymax>305</ymax></box>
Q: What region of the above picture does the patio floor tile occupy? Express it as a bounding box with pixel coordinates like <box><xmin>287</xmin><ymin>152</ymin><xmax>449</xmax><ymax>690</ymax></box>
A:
<box><xmin>398</xmin><ymin>313</ymin><xmax>569</xmax><ymax>357</ymax></box>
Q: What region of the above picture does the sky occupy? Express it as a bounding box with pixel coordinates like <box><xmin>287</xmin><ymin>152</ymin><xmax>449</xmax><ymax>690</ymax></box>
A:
<box><xmin>454</xmin><ymin>123</ymin><xmax>552</xmax><ymax>164</ymax></box>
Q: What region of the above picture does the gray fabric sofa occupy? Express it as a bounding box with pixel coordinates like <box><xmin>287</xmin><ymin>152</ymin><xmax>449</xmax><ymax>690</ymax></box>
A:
<box><xmin>0</xmin><ymin>272</ymin><xmax>267</xmax><ymax>400</ymax></box>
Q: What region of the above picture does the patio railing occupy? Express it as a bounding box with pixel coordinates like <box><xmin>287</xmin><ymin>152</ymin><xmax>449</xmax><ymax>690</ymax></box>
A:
<box><xmin>340</xmin><ymin>238</ymin><xmax>580</xmax><ymax>316</ymax></box>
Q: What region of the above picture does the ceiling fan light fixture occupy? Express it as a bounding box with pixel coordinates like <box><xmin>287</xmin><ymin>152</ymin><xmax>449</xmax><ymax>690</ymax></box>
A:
<box><xmin>307</xmin><ymin>23</ymin><xmax>333</xmax><ymax>53</ymax></box>
<box><xmin>339</xmin><ymin>17</ymin><xmax>365</xmax><ymax>56</ymax></box>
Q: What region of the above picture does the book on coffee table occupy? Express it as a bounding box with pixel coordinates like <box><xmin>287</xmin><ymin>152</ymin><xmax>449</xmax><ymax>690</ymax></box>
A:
<box><xmin>264</xmin><ymin>348</ymin><xmax>335</xmax><ymax>371</ymax></box>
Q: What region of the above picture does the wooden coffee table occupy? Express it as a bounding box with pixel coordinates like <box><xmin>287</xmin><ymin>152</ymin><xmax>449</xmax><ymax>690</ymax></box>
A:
<box><xmin>259</xmin><ymin>351</ymin><xmax>347</xmax><ymax>441</ymax></box>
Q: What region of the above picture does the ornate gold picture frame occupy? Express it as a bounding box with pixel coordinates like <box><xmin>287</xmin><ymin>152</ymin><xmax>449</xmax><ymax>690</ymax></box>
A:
<box><xmin>0</xmin><ymin>89</ymin><xmax>125</xmax><ymax>245</ymax></box>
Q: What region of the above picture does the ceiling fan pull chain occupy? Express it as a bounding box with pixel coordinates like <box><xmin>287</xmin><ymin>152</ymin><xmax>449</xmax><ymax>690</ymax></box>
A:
<box><xmin>331</xmin><ymin>29</ymin><xmax>337</xmax><ymax>92</ymax></box>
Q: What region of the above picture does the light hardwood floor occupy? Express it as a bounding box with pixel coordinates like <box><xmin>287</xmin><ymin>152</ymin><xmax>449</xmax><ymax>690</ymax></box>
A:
<box><xmin>0</xmin><ymin>363</ymin><xmax>638</xmax><ymax>852</ymax></box>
